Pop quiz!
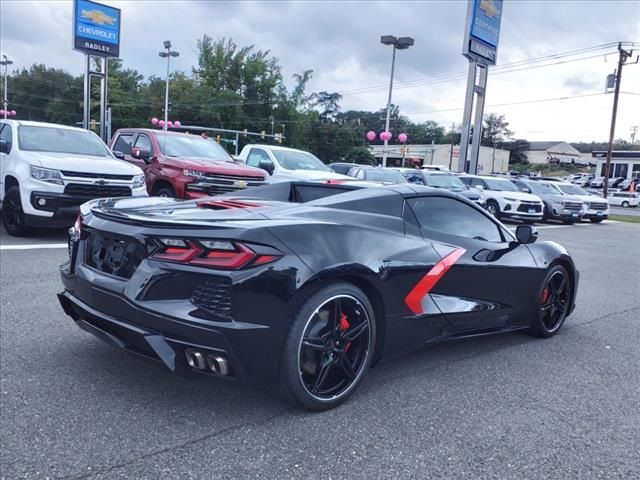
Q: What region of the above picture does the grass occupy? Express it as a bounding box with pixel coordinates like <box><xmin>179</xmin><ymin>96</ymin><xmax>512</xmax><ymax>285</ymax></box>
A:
<box><xmin>608</xmin><ymin>214</ymin><xmax>640</xmax><ymax>224</ymax></box>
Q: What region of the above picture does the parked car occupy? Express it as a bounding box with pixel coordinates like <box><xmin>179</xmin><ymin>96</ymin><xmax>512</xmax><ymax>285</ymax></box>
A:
<box><xmin>396</xmin><ymin>168</ymin><xmax>485</xmax><ymax>207</ymax></box>
<box><xmin>59</xmin><ymin>181</ymin><xmax>578</xmax><ymax>410</ymax></box>
<box><xmin>420</xmin><ymin>164</ymin><xmax>450</xmax><ymax>171</ymax></box>
<box><xmin>328</xmin><ymin>162</ymin><xmax>358</xmax><ymax>175</ymax></box>
<box><xmin>552</xmin><ymin>183</ymin><xmax>609</xmax><ymax>223</ymax></box>
<box><xmin>511</xmin><ymin>178</ymin><xmax>584</xmax><ymax>223</ymax></box>
<box><xmin>609</xmin><ymin>192</ymin><xmax>639</xmax><ymax>208</ymax></box>
<box><xmin>347</xmin><ymin>166</ymin><xmax>407</xmax><ymax>184</ymax></box>
<box><xmin>110</xmin><ymin>129</ymin><xmax>266</xmax><ymax>199</ymax></box>
<box><xmin>590</xmin><ymin>176</ymin><xmax>624</xmax><ymax>189</ymax></box>
<box><xmin>589</xmin><ymin>177</ymin><xmax>605</xmax><ymax>188</ymax></box>
<box><xmin>238</xmin><ymin>144</ymin><xmax>350</xmax><ymax>182</ymax></box>
<box><xmin>618</xmin><ymin>178</ymin><xmax>640</xmax><ymax>192</ymax></box>
<box><xmin>567</xmin><ymin>173</ymin><xmax>595</xmax><ymax>187</ymax></box>
<box><xmin>459</xmin><ymin>175</ymin><xmax>544</xmax><ymax>223</ymax></box>
<box><xmin>0</xmin><ymin>120</ymin><xmax>146</xmax><ymax>236</ymax></box>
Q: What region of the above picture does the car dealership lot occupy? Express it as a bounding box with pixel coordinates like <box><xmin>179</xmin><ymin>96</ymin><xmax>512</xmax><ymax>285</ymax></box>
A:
<box><xmin>1</xmin><ymin>221</ymin><xmax>639</xmax><ymax>479</ymax></box>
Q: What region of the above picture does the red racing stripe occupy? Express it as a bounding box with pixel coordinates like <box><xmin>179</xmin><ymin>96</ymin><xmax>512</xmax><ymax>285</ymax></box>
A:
<box><xmin>404</xmin><ymin>248</ymin><xmax>467</xmax><ymax>314</ymax></box>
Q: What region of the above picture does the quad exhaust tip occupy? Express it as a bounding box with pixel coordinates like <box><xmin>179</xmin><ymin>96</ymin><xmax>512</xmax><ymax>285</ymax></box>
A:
<box><xmin>185</xmin><ymin>348</ymin><xmax>230</xmax><ymax>376</ymax></box>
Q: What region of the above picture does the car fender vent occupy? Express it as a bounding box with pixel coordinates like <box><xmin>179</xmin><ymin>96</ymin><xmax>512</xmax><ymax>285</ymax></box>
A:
<box><xmin>196</xmin><ymin>199</ymin><xmax>263</xmax><ymax>210</ymax></box>
<box><xmin>190</xmin><ymin>276</ymin><xmax>233</xmax><ymax>320</ymax></box>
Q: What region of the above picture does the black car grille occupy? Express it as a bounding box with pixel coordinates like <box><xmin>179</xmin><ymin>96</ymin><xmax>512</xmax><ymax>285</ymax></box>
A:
<box><xmin>84</xmin><ymin>232</ymin><xmax>149</xmax><ymax>279</ymax></box>
<box><xmin>64</xmin><ymin>184</ymin><xmax>132</xmax><ymax>197</ymax></box>
<box><xmin>589</xmin><ymin>202</ymin><xmax>608</xmax><ymax>210</ymax></box>
<box><xmin>517</xmin><ymin>202</ymin><xmax>542</xmax><ymax>213</ymax></box>
<box><xmin>190</xmin><ymin>277</ymin><xmax>233</xmax><ymax>320</ymax></box>
<box><xmin>187</xmin><ymin>173</ymin><xmax>266</xmax><ymax>195</ymax></box>
<box><xmin>61</xmin><ymin>170</ymin><xmax>134</xmax><ymax>180</ymax></box>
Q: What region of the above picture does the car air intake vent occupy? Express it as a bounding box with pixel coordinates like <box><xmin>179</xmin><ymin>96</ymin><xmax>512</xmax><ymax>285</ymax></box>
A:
<box><xmin>85</xmin><ymin>232</ymin><xmax>148</xmax><ymax>279</ymax></box>
<box><xmin>61</xmin><ymin>170</ymin><xmax>134</xmax><ymax>180</ymax></box>
<box><xmin>190</xmin><ymin>277</ymin><xmax>233</xmax><ymax>321</ymax></box>
<box><xmin>64</xmin><ymin>184</ymin><xmax>132</xmax><ymax>197</ymax></box>
<box><xmin>589</xmin><ymin>202</ymin><xmax>608</xmax><ymax>210</ymax></box>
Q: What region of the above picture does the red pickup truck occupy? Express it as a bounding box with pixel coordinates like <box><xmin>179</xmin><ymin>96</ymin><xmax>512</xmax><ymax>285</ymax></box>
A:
<box><xmin>109</xmin><ymin>129</ymin><xmax>266</xmax><ymax>198</ymax></box>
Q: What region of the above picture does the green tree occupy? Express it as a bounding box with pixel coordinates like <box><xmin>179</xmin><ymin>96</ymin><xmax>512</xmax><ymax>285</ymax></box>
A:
<box><xmin>482</xmin><ymin>113</ymin><xmax>513</xmax><ymax>147</ymax></box>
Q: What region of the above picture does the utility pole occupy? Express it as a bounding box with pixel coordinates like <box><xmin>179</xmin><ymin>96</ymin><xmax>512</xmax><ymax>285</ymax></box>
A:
<box><xmin>159</xmin><ymin>41</ymin><xmax>179</xmax><ymax>132</ymax></box>
<box><xmin>1</xmin><ymin>55</ymin><xmax>14</xmax><ymax>119</ymax></box>
<box><xmin>631</xmin><ymin>125</ymin><xmax>639</xmax><ymax>145</ymax></box>
<box><xmin>603</xmin><ymin>43</ymin><xmax>636</xmax><ymax>199</ymax></box>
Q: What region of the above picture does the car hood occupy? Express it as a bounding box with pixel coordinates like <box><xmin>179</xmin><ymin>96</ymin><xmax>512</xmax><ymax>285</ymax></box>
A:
<box><xmin>494</xmin><ymin>190</ymin><xmax>541</xmax><ymax>202</ymax></box>
<box><xmin>571</xmin><ymin>194</ymin><xmax>609</xmax><ymax>205</ymax></box>
<box><xmin>162</xmin><ymin>156</ymin><xmax>266</xmax><ymax>177</ymax></box>
<box><xmin>23</xmin><ymin>151</ymin><xmax>143</xmax><ymax>175</ymax></box>
<box><xmin>270</xmin><ymin>169</ymin><xmax>352</xmax><ymax>182</ymax></box>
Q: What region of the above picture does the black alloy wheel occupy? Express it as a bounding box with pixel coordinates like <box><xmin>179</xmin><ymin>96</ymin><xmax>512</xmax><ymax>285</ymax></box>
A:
<box><xmin>279</xmin><ymin>283</ymin><xmax>375</xmax><ymax>410</ymax></box>
<box><xmin>2</xmin><ymin>186</ymin><xmax>32</xmax><ymax>237</ymax></box>
<box><xmin>154</xmin><ymin>186</ymin><xmax>176</xmax><ymax>198</ymax></box>
<box><xmin>590</xmin><ymin>218</ymin><xmax>604</xmax><ymax>223</ymax></box>
<box><xmin>621</xmin><ymin>201</ymin><xmax>629</xmax><ymax>208</ymax></box>
<box><xmin>528</xmin><ymin>265</ymin><xmax>571</xmax><ymax>338</ymax></box>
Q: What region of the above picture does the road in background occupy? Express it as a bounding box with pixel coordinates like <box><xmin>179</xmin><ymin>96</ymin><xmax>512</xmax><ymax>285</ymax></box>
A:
<box><xmin>1</xmin><ymin>221</ymin><xmax>639</xmax><ymax>479</ymax></box>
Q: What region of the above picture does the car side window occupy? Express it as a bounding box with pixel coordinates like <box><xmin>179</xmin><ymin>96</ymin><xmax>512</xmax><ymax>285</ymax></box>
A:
<box><xmin>470</xmin><ymin>178</ymin><xmax>484</xmax><ymax>189</ymax></box>
<box><xmin>356</xmin><ymin>169</ymin><xmax>365</xmax><ymax>180</ymax></box>
<box><xmin>408</xmin><ymin>196</ymin><xmax>503</xmax><ymax>243</ymax></box>
<box><xmin>133</xmin><ymin>134</ymin><xmax>153</xmax><ymax>154</ymax></box>
<box><xmin>0</xmin><ymin>123</ymin><xmax>12</xmax><ymax>152</ymax></box>
<box><xmin>246</xmin><ymin>148</ymin><xmax>270</xmax><ymax>168</ymax></box>
<box><xmin>112</xmin><ymin>133</ymin><xmax>134</xmax><ymax>155</ymax></box>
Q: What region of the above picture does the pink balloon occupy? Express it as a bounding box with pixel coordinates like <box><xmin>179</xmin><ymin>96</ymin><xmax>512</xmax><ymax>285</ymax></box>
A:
<box><xmin>366</xmin><ymin>131</ymin><xmax>376</xmax><ymax>141</ymax></box>
<box><xmin>380</xmin><ymin>131</ymin><xmax>392</xmax><ymax>142</ymax></box>
<box><xmin>151</xmin><ymin>117</ymin><xmax>159</xmax><ymax>125</ymax></box>
<box><xmin>173</xmin><ymin>120</ymin><xmax>181</xmax><ymax>128</ymax></box>
<box><xmin>10</xmin><ymin>110</ymin><xmax>16</xmax><ymax>117</ymax></box>
<box><xmin>158</xmin><ymin>120</ymin><xmax>166</xmax><ymax>127</ymax></box>
<box><xmin>0</xmin><ymin>110</ymin><xmax>5</xmax><ymax>116</ymax></box>
<box><xmin>398</xmin><ymin>133</ymin><xmax>408</xmax><ymax>143</ymax></box>
<box><xmin>167</xmin><ymin>121</ymin><xmax>173</xmax><ymax>128</ymax></box>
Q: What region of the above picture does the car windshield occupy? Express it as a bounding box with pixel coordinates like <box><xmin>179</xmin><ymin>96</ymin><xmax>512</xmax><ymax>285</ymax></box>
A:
<box><xmin>484</xmin><ymin>178</ymin><xmax>520</xmax><ymax>192</ymax></box>
<box><xmin>557</xmin><ymin>184</ymin><xmax>589</xmax><ymax>196</ymax></box>
<box><xmin>527</xmin><ymin>181</ymin><xmax>560</xmax><ymax>195</ymax></box>
<box><xmin>272</xmin><ymin>150</ymin><xmax>330</xmax><ymax>171</ymax></box>
<box><xmin>424</xmin><ymin>174</ymin><xmax>466</xmax><ymax>189</ymax></box>
<box><xmin>365</xmin><ymin>169</ymin><xmax>407</xmax><ymax>183</ymax></box>
<box><xmin>157</xmin><ymin>134</ymin><xmax>232</xmax><ymax>160</ymax></box>
<box><xmin>18</xmin><ymin>126</ymin><xmax>112</xmax><ymax>157</ymax></box>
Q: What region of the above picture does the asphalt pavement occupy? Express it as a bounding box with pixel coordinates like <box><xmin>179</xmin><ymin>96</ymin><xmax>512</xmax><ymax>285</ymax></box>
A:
<box><xmin>1</xmin><ymin>220</ymin><xmax>639</xmax><ymax>479</ymax></box>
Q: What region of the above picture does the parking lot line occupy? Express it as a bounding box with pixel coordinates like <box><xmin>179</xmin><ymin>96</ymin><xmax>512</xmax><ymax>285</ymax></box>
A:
<box><xmin>0</xmin><ymin>243</ymin><xmax>68</xmax><ymax>251</ymax></box>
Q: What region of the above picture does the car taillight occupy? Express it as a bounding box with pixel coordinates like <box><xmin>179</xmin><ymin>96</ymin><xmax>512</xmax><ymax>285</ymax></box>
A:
<box><xmin>151</xmin><ymin>238</ymin><xmax>280</xmax><ymax>270</ymax></box>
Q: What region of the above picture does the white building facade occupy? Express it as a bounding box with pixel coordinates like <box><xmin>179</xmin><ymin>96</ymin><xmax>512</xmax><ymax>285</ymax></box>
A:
<box><xmin>592</xmin><ymin>151</ymin><xmax>640</xmax><ymax>179</ymax></box>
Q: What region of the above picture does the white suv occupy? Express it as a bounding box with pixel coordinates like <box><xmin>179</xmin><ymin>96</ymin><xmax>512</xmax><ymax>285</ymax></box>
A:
<box><xmin>460</xmin><ymin>175</ymin><xmax>544</xmax><ymax>223</ymax></box>
<box><xmin>0</xmin><ymin>120</ymin><xmax>147</xmax><ymax>236</ymax></box>
<box><xmin>238</xmin><ymin>144</ymin><xmax>350</xmax><ymax>182</ymax></box>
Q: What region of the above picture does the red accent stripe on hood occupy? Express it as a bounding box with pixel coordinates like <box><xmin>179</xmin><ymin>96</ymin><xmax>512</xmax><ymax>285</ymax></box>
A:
<box><xmin>404</xmin><ymin>248</ymin><xmax>466</xmax><ymax>314</ymax></box>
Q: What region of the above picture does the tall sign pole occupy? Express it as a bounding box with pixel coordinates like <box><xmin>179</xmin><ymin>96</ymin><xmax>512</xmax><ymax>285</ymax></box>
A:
<box><xmin>73</xmin><ymin>0</ymin><xmax>121</xmax><ymax>141</ymax></box>
<box><xmin>459</xmin><ymin>0</ymin><xmax>503</xmax><ymax>173</ymax></box>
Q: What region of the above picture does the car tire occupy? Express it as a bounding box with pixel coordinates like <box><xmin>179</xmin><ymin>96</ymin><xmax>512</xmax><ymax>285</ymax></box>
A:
<box><xmin>562</xmin><ymin>220</ymin><xmax>574</xmax><ymax>225</ymax></box>
<box><xmin>154</xmin><ymin>186</ymin><xmax>176</xmax><ymax>198</ymax></box>
<box><xmin>278</xmin><ymin>282</ymin><xmax>376</xmax><ymax>411</ymax></box>
<box><xmin>486</xmin><ymin>200</ymin><xmax>500</xmax><ymax>219</ymax></box>
<box><xmin>2</xmin><ymin>186</ymin><xmax>33</xmax><ymax>237</ymax></box>
<box><xmin>589</xmin><ymin>218</ymin><xmax>604</xmax><ymax>223</ymax></box>
<box><xmin>621</xmin><ymin>201</ymin><xmax>629</xmax><ymax>208</ymax></box>
<box><xmin>528</xmin><ymin>265</ymin><xmax>572</xmax><ymax>338</ymax></box>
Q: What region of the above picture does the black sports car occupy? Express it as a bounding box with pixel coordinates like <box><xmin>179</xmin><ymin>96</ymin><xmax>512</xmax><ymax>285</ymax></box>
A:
<box><xmin>58</xmin><ymin>181</ymin><xmax>578</xmax><ymax>410</ymax></box>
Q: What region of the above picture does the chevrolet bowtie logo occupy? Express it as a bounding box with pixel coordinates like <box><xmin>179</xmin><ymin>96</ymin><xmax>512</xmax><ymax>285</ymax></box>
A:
<box><xmin>233</xmin><ymin>180</ymin><xmax>248</xmax><ymax>188</ymax></box>
<box><xmin>81</xmin><ymin>9</ymin><xmax>117</xmax><ymax>26</ymax></box>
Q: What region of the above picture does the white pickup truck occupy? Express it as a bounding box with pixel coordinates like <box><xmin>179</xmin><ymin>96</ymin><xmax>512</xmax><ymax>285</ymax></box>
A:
<box><xmin>238</xmin><ymin>144</ymin><xmax>350</xmax><ymax>183</ymax></box>
<box><xmin>0</xmin><ymin>120</ymin><xmax>147</xmax><ymax>236</ymax></box>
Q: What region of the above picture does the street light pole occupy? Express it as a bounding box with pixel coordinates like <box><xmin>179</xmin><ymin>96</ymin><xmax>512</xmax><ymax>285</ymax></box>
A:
<box><xmin>159</xmin><ymin>41</ymin><xmax>179</xmax><ymax>132</ymax></box>
<box><xmin>1</xmin><ymin>55</ymin><xmax>14</xmax><ymax>120</ymax></box>
<box><xmin>380</xmin><ymin>35</ymin><xmax>414</xmax><ymax>168</ymax></box>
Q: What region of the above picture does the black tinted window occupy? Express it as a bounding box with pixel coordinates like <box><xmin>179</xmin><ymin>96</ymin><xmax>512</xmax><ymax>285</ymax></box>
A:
<box><xmin>408</xmin><ymin>196</ymin><xmax>503</xmax><ymax>243</ymax></box>
<box><xmin>0</xmin><ymin>124</ymin><xmax>12</xmax><ymax>152</ymax></box>
<box><xmin>133</xmin><ymin>134</ymin><xmax>153</xmax><ymax>154</ymax></box>
<box><xmin>112</xmin><ymin>133</ymin><xmax>134</xmax><ymax>155</ymax></box>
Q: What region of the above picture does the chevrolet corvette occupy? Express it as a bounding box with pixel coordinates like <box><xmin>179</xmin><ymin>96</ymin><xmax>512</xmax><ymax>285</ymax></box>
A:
<box><xmin>58</xmin><ymin>181</ymin><xmax>578</xmax><ymax>410</ymax></box>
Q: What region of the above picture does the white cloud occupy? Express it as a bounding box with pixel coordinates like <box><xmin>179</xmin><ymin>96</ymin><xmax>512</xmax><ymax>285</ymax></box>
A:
<box><xmin>1</xmin><ymin>0</ymin><xmax>638</xmax><ymax>142</ymax></box>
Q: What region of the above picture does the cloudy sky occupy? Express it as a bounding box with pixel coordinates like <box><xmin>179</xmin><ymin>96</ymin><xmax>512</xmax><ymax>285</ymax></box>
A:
<box><xmin>1</xmin><ymin>0</ymin><xmax>639</xmax><ymax>142</ymax></box>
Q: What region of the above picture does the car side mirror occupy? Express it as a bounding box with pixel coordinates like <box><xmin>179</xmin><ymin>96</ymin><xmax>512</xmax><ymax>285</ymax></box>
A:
<box><xmin>131</xmin><ymin>148</ymin><xmax>151</xmax><ymax>163</ymax></box>
<box><xmin>113</xmin><ymin>150</ymin><xmax>125</xmax><ymax>160</ymax></box>
<box><xmin>0</xmin><ymin>140</ymin><xmax>10</xmax><ymax>154</ymax></box>
<box><xmin>520</xmin><ymin>187</ymin><xmax>531</xmax><ymax>193</ymax></box>
<box><xmin>259</xmin><ymin>159</ymin><xmax>275</xmax><ymax>175</ymax></box>
<box><xmin>515</xmin><ymin>225</ymin><xmax>538</xmax><ymax>244</ymax></box>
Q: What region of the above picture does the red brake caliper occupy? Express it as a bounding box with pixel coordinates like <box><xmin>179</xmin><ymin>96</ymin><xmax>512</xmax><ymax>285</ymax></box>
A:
<box><xmin>339</xmin><ymin>313</ymin><xmax>352</xmax><ymax>352</ymax></box>
<box><xmin>542</xmin><ymin>288</ymin><xmax>550</xmax><ymax>304</ymax></box>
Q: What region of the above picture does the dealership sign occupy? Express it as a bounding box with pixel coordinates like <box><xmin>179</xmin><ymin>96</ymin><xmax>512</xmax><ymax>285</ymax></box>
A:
<box><xmin>463</xmin><ymin>0</ymin><xmax>503</xmax><ymax>65</ymax></box>
<box><xmin>73</xmin><ymin>0</ymin><xmax>121</xmax><ymax>57</ymax></box>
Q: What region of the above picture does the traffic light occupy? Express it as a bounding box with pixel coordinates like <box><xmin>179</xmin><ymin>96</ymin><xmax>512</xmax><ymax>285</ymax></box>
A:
<box><xmin>216</xmin><ymin>135</ymin><xmax>221</xmax><ymax>144</ymax></box>
<box><xmin>261</xmin><ymin>130</ymin><xmax>266</xmax><ymax>140</ymax></box>
<box><xmin>242</xmin><ymin>128</ymin><xmax>248</xmax><ymax>138</ymax></box>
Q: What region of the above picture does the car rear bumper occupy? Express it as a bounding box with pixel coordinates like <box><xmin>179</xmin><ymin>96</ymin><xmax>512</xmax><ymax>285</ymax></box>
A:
<box><xmin>501</xmin><ymin>212</ymin><xmax>544</xmax><ymax>221</ymax></box>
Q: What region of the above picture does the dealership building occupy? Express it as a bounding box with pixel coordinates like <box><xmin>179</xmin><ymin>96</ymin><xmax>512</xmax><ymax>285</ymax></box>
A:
<box><xmin>368</xmin><ymin>144</ymin><xmax>509</xmax><ymax>173</ymax></box>
<box><xmin>525</xmin><ymin>141</ymin><xmax>583</xmax><ymax>164</ymax></box>
<box><xmin>592</xmin><ymin>151</ymin><xmax>640</xmax><ymax>179</ymax></box>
